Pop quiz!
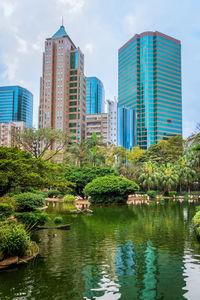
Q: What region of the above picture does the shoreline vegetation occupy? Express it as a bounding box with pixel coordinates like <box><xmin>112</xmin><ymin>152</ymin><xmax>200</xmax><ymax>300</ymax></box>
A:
<box><xmin>0</xmin><ymin>129</ymin><xmax>200</xmax><ymax>269</ymax></box>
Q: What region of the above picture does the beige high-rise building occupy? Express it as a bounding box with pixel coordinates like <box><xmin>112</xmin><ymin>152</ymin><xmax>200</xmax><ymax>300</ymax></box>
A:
<box><xmin>86</xmin><ymin>113</ymin><xmax>108</xmax><ymax>144</ymax></box>
<box><xmin>0</xmin><ymin>121</ymin><xmax>26</xmax><ymax>147</ymax></box>
<box><xmin>38</xmin><ymin>25</ymin><xmax>86</xmax><ymax>145</ymax></box>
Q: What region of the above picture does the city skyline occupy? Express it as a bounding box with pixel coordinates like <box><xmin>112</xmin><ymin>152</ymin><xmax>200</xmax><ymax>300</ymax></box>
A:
<box><xmin>0</xmin><ymin>0</ymin><xmax>199</xmax><ymax>138</ymax></box>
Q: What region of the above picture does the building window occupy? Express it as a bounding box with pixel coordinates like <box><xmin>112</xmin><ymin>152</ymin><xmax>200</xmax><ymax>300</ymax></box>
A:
<box><xmin>70</xmin><ymin>52</ymin><xmax>78</xmax><ymax>69</ymax></box>
<box><xmin>70</xmin><ymin>89</ymin><xmax>77</xmax><ymax>93</ymax></box>
<box><xmin>69</xmin><ymin>101</ymin><xmax>77</xmax><ymax>106</ymax></box>
<box><xmin>69</xmin><ymin>123</ymin><xmax>76</xmax><ymax>128</ymax></box>
<box><xmin>69</xmin><ymin>114</ymin><xmax>76</xmax><ymax>120</ymax></box>
<box><xmin>69</xmin><ymin>108</ymin><xmax>77</xmax><ymax>112</ymax></box>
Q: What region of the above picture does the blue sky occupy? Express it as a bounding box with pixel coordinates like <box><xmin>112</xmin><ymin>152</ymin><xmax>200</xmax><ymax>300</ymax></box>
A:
<box><xmin>0</xmin><ymin>0</ymin><xmax>199</xmax><ymax>137</ymax></box>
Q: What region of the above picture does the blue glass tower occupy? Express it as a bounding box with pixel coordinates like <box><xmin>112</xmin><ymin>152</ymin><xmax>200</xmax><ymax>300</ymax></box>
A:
<box><xmin>118</xmin><ymin>31</ymin><xmax>182</xmax><ymax>150</ymax></box>
<box><xmin>117</xmin><ymin>106</ymin><xmax>136</xmax><ymax>150</ymax></box>
<box><xmin>0</xmin><ymin>86</ymin><xmax>33</xmax><ymax>127</ymax></box>
<box><xmin>86</xmin><ymin>77</ymin><xmax>105</xmax><ymax>114</ymax></box>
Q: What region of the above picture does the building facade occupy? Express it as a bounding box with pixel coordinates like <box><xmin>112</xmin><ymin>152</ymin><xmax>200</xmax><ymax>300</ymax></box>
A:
<box><xmin>86</xmin><ymin>77</ymin><xmax>105</xmax><ymax>114</ymax></box>
<box><xmin>0</xmin><ymin>121</ymin><xmax>26</xmax><ymax>147</ymax></box>
<box><xmin>107</xmin><ymin>97</ymin><xmax>118</xmax><ymax>145</ymax></box>
<box><xmin>38</xmin><ymin>25</ymin><xmax>86</xmax><ymax>144</ymax></box>
<box><xmin>86</xmin><ymin>113</ymin><xmax>108</xmax><ymax>144</ymax></box>
<box><xmin>117</xmin><ymin>106</ymin><xmax>136</xmax><ymax>150</ymax></box>
<box><xmin>118</xmin><ymin>31</ymin><xmax>182</xmax><ymax>149</ymax></box>
<box><xmin>0</xmin><ymin>86</ymin><xmax>33</xmax><ymax>128</ymax></box>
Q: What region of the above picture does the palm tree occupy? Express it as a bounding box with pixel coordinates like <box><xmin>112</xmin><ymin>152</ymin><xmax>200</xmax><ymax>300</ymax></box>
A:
<box><xmin>161</xmin><ymin>163</ymin><xmax>179</xmax><ymax>193</ymax></box>
<box><xmin>138</xmin><ymin>161</ymin><xmax>160</xmax><ymax>191</ymax></box>
<box><xmin>176</xmin><ymin>152</ymin><xmax>198</xmax><ymax>193</ymax></box>
<box><xmin>65</xmin><ymin>140</ymin><xmax>89</xmax><ymax>167</ymax></box>
<box><xmin>87</xmin><ymin>145</ymin><xmax>105</xmax><ymax>167</ymax></box>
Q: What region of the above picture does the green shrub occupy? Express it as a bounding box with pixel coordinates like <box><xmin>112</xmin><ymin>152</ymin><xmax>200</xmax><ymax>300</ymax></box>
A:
<box><xmin>14</xmin><ymin>193</ymin><xmax>45</xmax><ymax>212</ymax></box>
<box><xmin>0</xmin><ymin>223</ymin><xmax>30</xmax><ymax>258</ymax></box>
<box><xmin>63</xmin><ymin>194</ymin><xmax>76</xmax><ymax>203</ymax></box>
<box><xmin>15</xmin><ymin>212</ymin><xmax>49</xmax><ymax>227</ymax></box>
<box><xmin>27</xmin><ymin>188</ymin><xmax>48</xmax><ymax>198</ymax></box>
<box><xmin>57</xmin><ymin>194</ymin><xmax>65</xmax><ymax>199</ymax></box>
<box><xmin>83</xmin><ymin>176</ymin><xmax>139</xmax><ymax>204</ymax></box>
<box><xmin>54</xmin><ymin>216</ymin><xmax>63</xmax><ymax>224</ymax></box>
<box><xmin>169</xmin><ymin>191</ymin><xmax>177</xmax><ymax>197</ymax></box>
<box><xmin>147</xmin><ymin>190</ymin><xmax>156</xmax><ymax>199</ymax></box>
<box><xmin>0</xmin><ymin>203</ymin><xmax>14</xmax><ymax>221</ymax></box>
<box><xmin>46</xmin><ymin>190</ymin><xmax>61</xmax><ymax>198</ymax></box>
<box><xmin>193</xmin><ymin>211</ymin><xmax>200</xmax><ymax>228</ymax></box>
<box><xmin>195</xmin><ymin>206</ymin><xmax>200</xmax><ymax>212</ymax></box>
<box><xmin>0</xmin><ymin>196</ymin><xmax>17</xmax><ymax>208</ymax></box>
<box><xmin>65</xmin><ymin>166</ymin><xmax>118</xmax><ymax>195</ymax></box>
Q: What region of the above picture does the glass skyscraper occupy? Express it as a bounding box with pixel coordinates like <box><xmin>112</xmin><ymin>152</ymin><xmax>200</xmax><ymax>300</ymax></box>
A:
<box><xmin>118</xmin><ymin>31</ymin><xmax>182</xmax><ymax>149</ymax></box>
<box><xmin>86</xmin><ymin>77</ymin><xmax>105</xmax><ymax>114</ymax></box>
<box><xmin>117</xmin><ymin>106</ymin><xmax>136</xmax><ymax>150</ymax></box>
<box><xmin>0</xmin><ymin>86</ymin><xmax>33</xmax><ymax>128</ymax></box>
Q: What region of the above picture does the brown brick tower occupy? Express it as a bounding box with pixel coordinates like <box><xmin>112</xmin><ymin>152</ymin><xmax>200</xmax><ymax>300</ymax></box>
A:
<box><xmin>38</xmin><ymin>24</ymin><xmax>86</xmax><ymax>146</ymax></box>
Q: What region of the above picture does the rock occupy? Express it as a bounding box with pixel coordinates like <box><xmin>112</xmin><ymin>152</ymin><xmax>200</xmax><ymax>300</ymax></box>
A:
<box><xmin>0</xmin><ymin>256</ymin><xmax>19</xmax><ymax>269</ymax></box>
<box><xmin>82</xmin><ymin>208</ymin><xmax>93</xmax><ymax>214</ymax></box>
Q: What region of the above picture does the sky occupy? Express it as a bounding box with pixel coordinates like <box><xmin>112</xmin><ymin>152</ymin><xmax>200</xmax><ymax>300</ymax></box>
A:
<box><xmin>0</xmin><ymin>0</ymin><xmax>199</xmax><ymax>138</ymax></box>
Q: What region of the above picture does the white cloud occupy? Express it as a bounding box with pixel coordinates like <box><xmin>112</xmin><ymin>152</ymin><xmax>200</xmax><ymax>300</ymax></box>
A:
<box><xmin>0</xmin><ymin>1</ymin><xmax>16</xmax><ymax>18</ymax></box>
<box><xmin>16</xmin><ymin>35</ymin><xmax>28</xmax><ymax>53</ymax></box>
<box><xmin>84</xmin><ymin>42</ymin><xmax>95</xmax><ymax>55</ymax></box>
<box><xmin>3</xmin><ymin>57</ymin><xmax>19</xmax><ymax>82</ymax></box>
<box><xmin>57</xmin><ymin>0</ymin><xmax>88</xmax><ymax>14</ymax></box>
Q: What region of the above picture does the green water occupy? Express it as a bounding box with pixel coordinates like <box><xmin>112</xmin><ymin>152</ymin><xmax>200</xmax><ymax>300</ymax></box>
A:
<box><xmin>1</xmin><ymin>202</ymin><xmax>200</xmax><ymax>300</ymax></box>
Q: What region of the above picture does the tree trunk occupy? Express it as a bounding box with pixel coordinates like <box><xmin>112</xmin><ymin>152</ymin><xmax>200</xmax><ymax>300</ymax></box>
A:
<box><xmin>180</xmin><ymin>183</ymin><xmax>182</xmax><ymax>193</ymax></box>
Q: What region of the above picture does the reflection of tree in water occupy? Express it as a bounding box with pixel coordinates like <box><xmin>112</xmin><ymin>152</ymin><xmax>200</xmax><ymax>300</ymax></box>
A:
<box><xmin>0</xmin><ymin>203</ymin><xmax>198</xmax><ymax>300</ymax></box>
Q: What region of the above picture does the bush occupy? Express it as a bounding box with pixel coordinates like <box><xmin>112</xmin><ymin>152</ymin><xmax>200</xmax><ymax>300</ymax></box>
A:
<box><xmin>169</xmin><ymin>191</ymin><xmax>177</xmax><ymax>197</ymax></box>
<box><xmin>147</xmin><ymin>190</ymin><xmax>156</xmax><ymax>199</ymax></box>
<box><xmin>193</xmin><ymin>211</ymin><xmax>200</xmax><ymax>228</ymax></box>
<box><xmin>0</xmin><ymin>196</ymin><xmax>17</xmax><ymax>208</ymax></box>
<box><xmin>46</xmin><ymin>190</ymin><xmax>61</xmax><ymax>198</ymax></box>
<box><xmin>196</xmin><ymin>206</ymin><xmax>200</xmax><ymax>212</ymax></box>
<box><xmin>14</xmin><ymin>193</ymin><xmax>45</xmax><ymax>212</ymax></box>
<box><xmin>83</xmin><ymin>176</ymin><xmax>139</xmax><ymax>204</ymax></box>
<box><xmin>0</xmin><ymin>223</ymin><xmax>30</xmax><ymax>258</ymax></box>
<box><xmin>25</xmin><ymin>188</ymin><xmax>48</xmax><ymax>198</ymax></box>
<box><xmin>65</xmin><ymin>166</ymin><xmax>118</xmax><ymax>195</ymax></box>
<box><xmin>15</xmin><ymin>212</ymin><xmax>49</xmax><ymax>227</ymax></box>
<box><xmin>54</xmin><ymin>216</ymin><xmax>63</xmax><ymax>224</ymax></box>
<box><xmin>63</xmin><ymin>194</ymin><xmax>76</xmax><ymax>203</ymax></box>
<box><xmin>0</xmin><ymin>203</ymin><xmax>14</xmax><ymax>221</ymax></box>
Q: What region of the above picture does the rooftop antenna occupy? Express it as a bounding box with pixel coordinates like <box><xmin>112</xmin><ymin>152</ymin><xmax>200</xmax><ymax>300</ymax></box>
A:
<box><xmin>62</xmin><ymin>16</ymin><xmax>64</xmax><ymax>26</ymax></box>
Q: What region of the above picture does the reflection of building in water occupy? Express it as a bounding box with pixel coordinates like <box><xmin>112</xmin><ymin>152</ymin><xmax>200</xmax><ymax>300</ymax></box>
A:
<box><xmin>115</xmin><ymin>239</ymin><xmax>186</xmax><ymax>299</ymax></box>
<box><xmin>79</xmin><ymin>205</ymin><xmax>187</xmax><ymax>299</ymax></box>
<box><xmin>83</xmin><ymin>237</ymin><xmax>119</xmax><ymax>299</ymax></box>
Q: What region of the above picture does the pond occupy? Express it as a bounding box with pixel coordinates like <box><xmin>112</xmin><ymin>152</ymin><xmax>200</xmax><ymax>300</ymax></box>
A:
<box><xmin>0</xmin><ymin>201</ymin><xmax>200</xmax><ymax>300</ymax></box>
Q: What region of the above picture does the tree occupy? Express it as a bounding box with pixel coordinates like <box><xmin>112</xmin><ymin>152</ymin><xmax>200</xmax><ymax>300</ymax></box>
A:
<box><xmin>12</xmin><ymin>127</ymin><xmax>71</xmax><ymax>160</ymax></box>
<box><xmin>65</xmin><ymin>140</ymin><xmax>89</xmax><ymax>167</ymax></box>
<box><xmin>65</xmin><ymin>166</ymin><xmax>118</xmax><ymax>196</ymax></box>
<box><xmin>160</xmin><ymin>163</ymin><xmax>179</xmax><ymax>193</ymax></box>
<box><xmin>176</xmin><ymin>151</ymin><xmax>198</xmax><ymax>193</ymax></box>
<box><xmin>83</xmin><ymin>176</ymin><xmax>139</xmax><ymax>204</ymax></box>
<box><xmin>99</xmin><ymin>145</ymin><xmax>127</xmax><ymax>167</ymax></box>
<box><xmin>139</xmin><ymin>135</ymin><xmax>184</xmax><ymax>165</ymax></box>
<box><xmin>126</xmin><ymin>147</ymin><xmax>146</xmax><ymax>164</ymax></box>
<box><xmin>137</xmin><ymin>161</ymin><xmax>160</xmax><ymax>191</ymax></box>
<box><xmin>0</xmin><ymin>147</ymin><xmax>73</xmax><ymax>195</ymax></box>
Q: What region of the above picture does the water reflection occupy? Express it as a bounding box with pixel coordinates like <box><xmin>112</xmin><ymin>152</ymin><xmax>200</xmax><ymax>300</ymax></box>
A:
<box><xmin>0</xmin><ymin>202</ymin><xmax>200</xmax><ymax>299</ymax></box>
